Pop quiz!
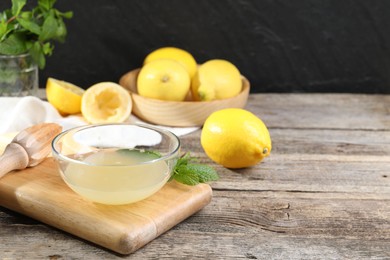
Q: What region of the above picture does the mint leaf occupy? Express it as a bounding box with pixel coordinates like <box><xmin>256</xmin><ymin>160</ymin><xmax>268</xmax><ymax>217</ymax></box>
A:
<box><xmin>173</xmin><ymin>165</ymin><xmax>201</xmax><ymax>185</ymax></box>
<box><xmin>0</xmin><ymin>21</ymin><xmax>8</xmax><ymax>39</ymax></box>
<box><xmin>19</xmin><ymin>11</ymin><xmax>32</xmax><ymax>20</ymax></box>
<box><xmin>39</xmin><ymin>11</ymin><xmax>57</xmax><ymax>41</ymax></box>
<box><xmin>38</xmin><ymin>0</ymin><xmax>57</xmax><ymax>11</ymax></box>
<box><xmin>171</xmin><ymin>153</ymin><xmax>219</xmax><ymax>186</ymax></box>
<box><xmin>54</xmin><ymin>18</ymin><xmax>67</xmax><ymax>42</ymax></box>
<box><xmin>42</xmin><ymin>42</ymin><xmax>53</xmax><ymax>55</ymax></box>
<box><xmin>11</xmin><ymin>0</ymin><xmax>27</xmax><ymax>16</ymax></box>
<box><xmin>59</xmin><ymin>11</ymin><xmax>73</xmax><ymax>19</ymax></box>
<box><xmin>30</xmin><ymin>41</ymin><xmax>45</xmax><ymax>69</ymax></box>
<box><xmin>0</xmin><ymin>33</ymin><xmax>27</xmax><ymax>54</ymax></box>
<box><xmin>186</xmin><ymin>164</ymin><xmax>219</xmax><ymax>183</ymax></box>
<box><xmin>175</xmin><ymin>152</ymin><xmax>191</xmax><ymax>167</ymax></box>
<box><xmin>17</xmin><ymin>17</ymin><xmax>41</xmax><ymax>35</ymax></box>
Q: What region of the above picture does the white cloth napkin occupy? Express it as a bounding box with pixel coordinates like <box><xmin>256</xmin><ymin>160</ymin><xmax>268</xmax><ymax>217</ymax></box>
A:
<box><xmin>0</xmin><ymin>96</ymin><xmax>199</xmax><ymax>136</ymax></box>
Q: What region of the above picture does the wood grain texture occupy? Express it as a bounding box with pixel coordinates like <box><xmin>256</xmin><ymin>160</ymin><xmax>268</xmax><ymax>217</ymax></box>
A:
<box><xmin>12</xmin><ymin>123</ymin><xmax>62</xmax><ymax>167</ymax></box>
<box><xmin>1</xmin><ymin>93</ymin><xmax>390</xmax><ymax>259</ymax></box>
<box><xmin>0</xmin><ymin>123</ymin><xmax>62</xmax><ymax>180</ymax></box>
<box><xmin>245</xmin><ymin>93</ymin><xmax>390</xmax><ymax>130</ymax></box>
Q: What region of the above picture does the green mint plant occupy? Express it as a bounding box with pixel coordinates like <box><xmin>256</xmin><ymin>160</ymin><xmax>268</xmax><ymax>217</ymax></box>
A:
<box><xmin>170</xmin><ymin>153</ymin><xmax>219</xmax><ymax>186</ymax></box>
<box><xmin>0</xmin><ymin>0</ymin><xmax>73</xmax><ymax>69</ymax></box>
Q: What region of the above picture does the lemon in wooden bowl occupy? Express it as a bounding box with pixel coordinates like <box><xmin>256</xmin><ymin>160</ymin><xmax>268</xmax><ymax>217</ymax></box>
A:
<box><xmin>119</xmin><ymin>68</ymin><xmax>250</xmax><ymax>127</ymax></box>
<box><xmin>137</xmin><ymin>59</ymin><xmax>191</xmax><ymax>101</ymax></box>
<box><xmin>191</xmin><ymin>59</ymin><xmax>243</xmax><ymax>102</ymax></box>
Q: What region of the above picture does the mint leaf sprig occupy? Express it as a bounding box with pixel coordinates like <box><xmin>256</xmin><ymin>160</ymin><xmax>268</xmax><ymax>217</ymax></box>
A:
<box><xmin>171</xmin><ymin>153</ymin><xmax>219</xmax><ymax>186</ymax></box>
<box><xmin>0</xmin><ymin>0</ymin><xmax>73</xmax><ymax>69</ymax></box>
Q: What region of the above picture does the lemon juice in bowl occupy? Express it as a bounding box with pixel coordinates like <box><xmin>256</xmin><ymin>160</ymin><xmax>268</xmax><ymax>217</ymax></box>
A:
<box><xmin>63</xmin><ymin>149</ymin><xmax>169</xmax><ymax>205</ymax></box>
<box><xmin>52</xmin><ymin>124</ymin><xmax>180</xmax><ymax>205</ymax></box>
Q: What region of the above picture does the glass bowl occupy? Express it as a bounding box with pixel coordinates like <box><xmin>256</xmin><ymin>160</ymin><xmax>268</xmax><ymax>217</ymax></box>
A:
<box><xmin>51</xmin><ymin>123</ymin><xmax>180</xmax><ymax>205</ymax></box>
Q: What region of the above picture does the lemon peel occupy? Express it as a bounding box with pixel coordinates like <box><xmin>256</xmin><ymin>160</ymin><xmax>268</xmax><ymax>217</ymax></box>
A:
<box><xmin>137</xmin><ymin>59</ymin><xmax>191</xmax><ymax>101</ymax></box>
<box><xmin>192</xmin><ymin>59</ymin><xmax>242</xmax><ymax>101</ymax></box>
<box><xmin>144</xmin><ymin>47</ymin><xmax>197</xmax><ymax>79</ymax></box>
<box><xmin>46</xmin><ymin>77</ymin><xmax>85</xmax><ymax>115</ymax></box>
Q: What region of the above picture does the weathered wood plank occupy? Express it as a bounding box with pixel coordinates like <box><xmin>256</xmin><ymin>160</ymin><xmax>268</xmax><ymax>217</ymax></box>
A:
<box><xmin>245</xmin><ymin>94</ymin><xmax>390</xmax><ymax>130</ymax></box>
<box><xmin>136</xmin><ymin>231</ymin><xmax>390</xmax><ymax>259</ymax></box>
<box><xmin>1</xmin><ymin>190</ymin><xmax>390</xmax><ymax>259</ymax></box>
<box><xmin>269</xmin><ymin>128</ymin><xmax>390</xmax><ymax>156</ymax></box>
<box><xmin>209</xmin><ymin>153</ymin><xmax>390</xmax><ymax>193</ymax></box>
<box><xmin>1</xmin><ymin>93</ymin><xmax>389</xmax><ymax>259</ymax></box>
<box><xmin>181</xmin><ymin>127</ymin><xmax>390</xmax><ymax>194</ymax></box>
<box><xmin>205</xmin><ymin>191</ymin><xmax>390</xmax><ymax>238</ymax></box>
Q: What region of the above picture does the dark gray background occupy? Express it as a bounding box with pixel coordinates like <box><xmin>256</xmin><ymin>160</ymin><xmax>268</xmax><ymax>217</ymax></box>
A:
<box><xmin>2</xmin><ymin>0</ymin><xmax>390</xmax><ymax>93</ymax></box>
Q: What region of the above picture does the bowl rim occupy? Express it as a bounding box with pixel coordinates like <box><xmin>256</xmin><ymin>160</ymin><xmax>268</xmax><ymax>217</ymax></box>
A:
<box><xmin>51</xmin><ymin>123</ymin><xmax>181</xmax><ymax>167</ymax></box>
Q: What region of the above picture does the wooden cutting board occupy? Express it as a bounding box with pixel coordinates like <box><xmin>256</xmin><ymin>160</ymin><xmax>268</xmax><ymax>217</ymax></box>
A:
<box><xmin>0</xmin><ymin>137</ymin><xmax>212</xmax><ymax>254</ymax></box>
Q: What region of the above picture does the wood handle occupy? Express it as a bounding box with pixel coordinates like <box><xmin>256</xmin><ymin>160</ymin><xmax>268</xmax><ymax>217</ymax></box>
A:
<box><xmin>0</xmin><ymin>143</ymin><xmax>29</xmax><ymax>179</ymax></box>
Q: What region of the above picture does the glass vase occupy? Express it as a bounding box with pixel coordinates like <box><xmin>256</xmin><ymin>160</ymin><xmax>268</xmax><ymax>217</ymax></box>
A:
<box><xmin>0</xmin><ymin>53</ymin><xmax>38</xmax><ymax>97</ymax></box>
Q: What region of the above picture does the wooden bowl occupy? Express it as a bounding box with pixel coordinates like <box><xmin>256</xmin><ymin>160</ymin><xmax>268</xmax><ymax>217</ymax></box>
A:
<box><xmin>119</xmin><ymin>68</ymin><xmax>250</xmax><ymax>127</ymax></box>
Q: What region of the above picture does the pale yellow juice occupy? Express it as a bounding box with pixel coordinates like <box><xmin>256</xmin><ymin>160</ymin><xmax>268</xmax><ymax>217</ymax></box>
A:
<box><xmin>61</xmin><ymin>149</ymin><xmax>170</xmax><ymax>205</ymax></box>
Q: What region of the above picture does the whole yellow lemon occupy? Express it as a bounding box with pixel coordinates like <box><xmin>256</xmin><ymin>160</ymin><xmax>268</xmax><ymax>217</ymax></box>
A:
<box><xmin>143</xmin><ymin>47</ymin><xmax>197</xmax><ymax>79</ymax></box>
<box><xmin>137</xmin><ymin>59</ymin><xmax>191</xmax><ymax>101</ymax></box>
<box><xmin>201</xmin><ymin>108</ymin><xmax>271</xmax><ymax>168</ymax></box>
<box><xmin>192</xmin><ymin>59</ymin><xmax>242</xmax><ymax>101</ymax></box>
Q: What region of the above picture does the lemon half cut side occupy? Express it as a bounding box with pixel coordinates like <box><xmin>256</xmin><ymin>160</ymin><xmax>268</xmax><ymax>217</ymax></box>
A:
<box><xmin>81</xmin><ymin>82</ymin><xmax>132</xmax><ymax>124</ymax></box>
<box><xmin>46</xmin><ymin>77</ymin><xmax>85</xmax><ymax>115</ymax></box>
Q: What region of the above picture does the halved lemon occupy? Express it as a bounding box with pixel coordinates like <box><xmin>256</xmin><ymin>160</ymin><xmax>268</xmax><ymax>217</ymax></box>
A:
<box><xmin>81</xmin><ymin>82</ymin><xmax>132</xmax><ymax>124</ymax></box>
<box><xmin>46</xmin><ymin>77</ymin><xmax>85</xmax><ymax>115</ymax></box>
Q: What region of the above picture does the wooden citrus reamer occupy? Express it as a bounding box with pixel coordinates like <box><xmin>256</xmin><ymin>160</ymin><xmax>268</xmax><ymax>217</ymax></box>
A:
<box><xmin>0</xmin><ymin>123</ymin><xmax>62</xmax><ymax>179</ymax></box>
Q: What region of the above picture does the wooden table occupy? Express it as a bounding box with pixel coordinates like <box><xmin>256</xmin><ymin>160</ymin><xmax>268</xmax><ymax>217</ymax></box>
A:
<box><xmin>1</xmin><ymin>94</ymin><xmax>389</xmax><ymax>259</ymax></box>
